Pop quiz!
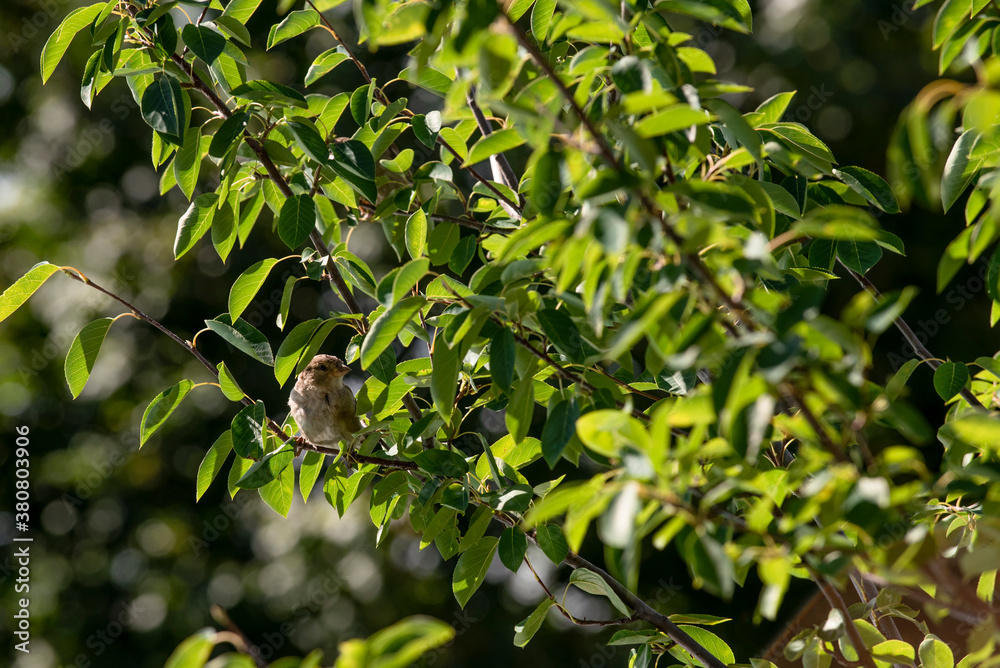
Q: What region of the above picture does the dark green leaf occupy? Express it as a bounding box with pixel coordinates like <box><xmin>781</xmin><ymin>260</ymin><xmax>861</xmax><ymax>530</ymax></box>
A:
<box><xmin>490</xmin><ymin>328</ymin><xmax>515</xmax><ymax>392</ymax></box>
<box><xmin>236</xmin><ymin>447</ymin><xmax>294</xmax><ymax>489</ymax></box>
<box><xmin>498</xmin><ymin>527</ymin><xmax>528</xmax><ymax>571</ymax></box>
<box><xmin>182</xmin><ymin>24</ymin><xmax>226</xmax><ymax>65</ymax></box>
<box><xmin>278</xmin><ymin>194</ymin><xmax>316</xmax><ymax>249</ymax></box>
<box><xmin>209</xmin><ymin>111</ymin><xmax>249</xmax><ymax>158</ymax></box>
<box><xmin>412</xmin><ymin>112</ymin><xmax>441</xmax><ymax>148</ymax></box>
<box><xmin>231</xmin><ymin>399</ymin><xmax>266</xmax><ymax>460</ymax></box>
<box><xmin>541</xmin><ymin>399</ymin><xmax>579</xmax><ymax>467</ymax></box>
<box><xmin>286</xmin><ymin>119</ymin><xmax>329</xmax><ymax>165</ymax></box>
<box><xmin>141</xmin><ymin>75</ymin><xmax>185</xmax><ymax>139</ymax></box>
<box><xmin>535</xmin><ymin>523</ymin><xmax>569</xmax><ymax>564</ymax></box>
<box><xmin>305</xmin><ymin>48</ymin><xmax>350</xmax><ymax>86</ymax></box>
<box><xmin>412</xmin><ymin>449</ymin><xmax>470</xmax><ymax>477</ymax></box>
<box><xmin>835</xmin><ymin>166</ymin><xmax>901</xmax><ymax>214</ymax></box>
<box><xmin>330</xmin><ymin>139</ymin><xmax>377</xmax><ymax>203</ymax></box>
<box><xmin>230</xmin><ymin>80</ymin><xmax>308</xmax><ymax>108</ymax></box>
<box><xmin>933</xmin><ymin>361</ymin><xmax>969</xmax><ymax>401</ymax></box>
<box><xmin>197</xmin><ymin>430</ymin><xmax>233</xmax><ymax>500</ymax></box>
<box><xmin>836</xmin><ymin>240</ymin><xmax>882</xmax><ymax>275</ymax></box>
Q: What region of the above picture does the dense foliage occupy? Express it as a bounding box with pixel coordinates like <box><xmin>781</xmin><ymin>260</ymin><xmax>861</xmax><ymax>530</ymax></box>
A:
<box><xmin>4</xmin><ymin>0</ymin><xmax>1000</xmax><ymax>666</ymax></box>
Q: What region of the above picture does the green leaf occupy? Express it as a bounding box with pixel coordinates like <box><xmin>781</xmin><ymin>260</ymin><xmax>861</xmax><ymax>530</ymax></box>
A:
<box><xmin>164</xmin><ymin>628</ymin><xmax>216</xmax><ymax>668</ymax></box>
<box><xmin>231</xmin><ymin>399</ymin><xmax>266</xmax><ymax>460</ymax></box>
<box><xmin>464</xmin><ymin>128</ymin><xmax>525</xmax><ymax>167</ymax></box>
<box><xmin>380</xmin><ymin>148</ymin><xmax>414</xmax><ymax>173</ymax></box>
<box><xmin>933</xmin><ymin>0</ymin><xmax>969</xmax><ymax>48</ymax></box>
<box><xmin>933</xmin><ymin>361</ymin><xmax>969</xmax><ymax>401</ymax></box>
<box><xmin>886</xmin><ymin>358</ymin><xmax>922</xmax><ymax>400</ymax></box>
<box><xmin>259</xmin><ymin>461</ymin><xmax>294</xmax><ymax>516</ymax></box>
<box><xmin>286</xmin><ymin>119</ymin><xmax>329</xmax><ymax>165</ymax></box>
<box><xmin>141</xmin><ymin>75</ymin><xmax>185</xmax><ymax>139</ymax></box>
<box><xmin>412</xmin><ymin>112</ymin><xmax>441</xmax><ymax>148</ymax></box>
<box><xmin>81</xmin><ymin>50</ymin><xmax>112</xmax><ymax>109</ymax></box>
<box><xmin>305</xmin><ymin>48</ymin><xmax>350</xmax><ymax>86</ymax></box>
<box><xmin>448</xmin><ymin>236</ymin><xmax>476</xmax><ymax>275</ymax></box>
<box><xmin>755</xmin><ymin>91</ymin><xmax>796</xmax><ymax>124</ymax></box>
<box><xmin>837</xmin><ymin>240</ymin><xmax>882</xmax><ymax>275</ymax></box>
<box><xmin>209</xmin><ymin>111</ymin><xmax>249</xmax><ymax>158</ymax></box>
<box><xmin>65</xmin><ymin>318</ymin><xmax>114</xmax><ymax>399</ymax></box>
<box><xmin>431</xmin><ymin>340</ymin><xmax>461</xmax><ymax>421</ymax></box>
<box><xmin>657</xmin><ymin>0</ymin><xmax>751</xmax><ymax>33</ymax></box>
<box><xmin>229</xmin><ymin>258</ymin><xmax>282</xmax><ymax>322</ymax></box>
<box><xmin>537</xmin><ymin>308</ymin><xmax>585</xmax><ymax>362</ymax></box>
<box><xmin>278</xmin><ymin>194</ymin><xmax>316</xmax><ymax>250</ymax></box>
<box><xmin>949</xmin><ymin>413</ymin><xmax>1000</xmax><ymax>445</ymax></box>
<box><xmin>230</xmin><ymin>80</ymin><xmax>308</xmax><ymax>108</ymax></box>
<box><xmin>267</xmin><ymin>9</ymin><xmax>320</xmax><ymax>49</ymax></box>
<box><xmin>569</xmin><ymin>568</ymin><xmax>630</xmax><ymax>616</ymax></box>
<box><xmin>211</xmin><ymin>201</ymin><xmax>237</xmax><ymax>262</ymax></box>
<box><xmin>391</xmin><ymin>257</ymin><xmax>430</xmax><ymax>305</ymax></box>
<box><xmin>174</xmin><ymin>193</ymin><xmax>218</xmax><ymax>259</ymax></box>
<box><xmin>412</xmin><ymin>449</ymin><xmax>470</xmax><ymax>477</ymax></box>
<box><xmin>222</xmin><ymin>0</ymin><xmax>263</xmax><ymax>23</ymax></box>
<box><xmin>0</xmin><ymin>262</ymin><xmax>60</xmax><ymax>324</ymax></box>
<box><xmin>205</xmin><ymin>314</ymin><xmax>275</xmax><ymax>365</ymax></box>
<box><xmin>40</xmin><ymin>3</ymin><xmax>107</xmax><ymax>84</ymax></box>
<box><xmin>530</xmin><ymin>0</ymin><xmax>557</xmax><ymax>43</ymax></box>
<box><xmin>299</xmin><ymin>450</ymin><xmax>324</xmax><ymax>501</ymax></box>
<box><xmin>237</xmin><ymin>447</ymin><xmax>294</xmax><ymax>489</ymax></box>
<box><xmin>350</xmin><ymin>83</ymin><xmax>372</xmax><ymax>125</ymax></box>
<box><xmin>834</xmin><ymin>166</ymin><xmax>900</xmax><ymax>214</ymax></box>
<box><xmin>541</xmin><ymin>398</ymin><xmax>579</xmax><ymax>467</ymax></box>
<box><xmin>217</xmin><ymin>362</ymin><xmax>244</xmax><ymax>401</ymax></box>
<box><xmin>197</xmin><ymin>431</ymin><xmax>233</xmax><ymax>500</ymax></box>
<box><xmin>942</xmin><ymin>130</ymin><xmax>981</xmax><ymax>213</ymax></box>
<box><xmin>919</xmin><ymin>635</ymin><xmax>955</xmax><ymax>668</ymax></box>
<box><xmin>452</xmin><ymin>536</ymin><xmax>499</xmax><ymax>608</ymax></box>
<box><xmin>490</xmin><ymin>328</ymin><xmax>515</xmax><ymax>392</ymax></box>
<box><xmin>668</xmin><ymin>626</ymin><xmax>736</xmax><ymax>665</ymax></box>
<box><xmin>330</xmin><ymin>140</ymin><xmax>378</xmax><ymax>203</ymax></box>
<box><xmin>140</xmin><ymin>380</ymin><xmax>196</xmax><ymax>446</ymax></box>
<box><xmin>182</xmin><ymin>24</ymin><xmax>226</xmax><ymax>65</ymax></box>
<box><xmin>173</xmin><ymin>126</ymin><xmax>202</xmax><ymax>200</ymax></box>
<box><xmin>213</xmin><ymin>14</ymin><xmax>251</xmax><ymax>45</ymax></box>
<box><xmin>513</xmin><ymin>598</ymin><xmax>553</xmax><ymax>648</ymax></box>
<box><xmin>361</xmin><ymin>297</ymin><xmax>425</xmax><ymax>368</ymax></box>
<box><xmin>872</xmin><ymin>639</ymin><xmax>916</xmax><ymax>663</ymax></box>
<box><xmin>506</xmin><ymin>375</ymin><xmax>535</xmax><ymax>442</ymax></box>
<box><xmin>498</xmin><ymin>527</ymin><xmax>528</xmax><ymax>571</ymax></box>
<box><xmin>405</xmin><ymin>209</ymin><xmax>427</xmax><ymax>259</ymax></box>
<box><xmin>428</xmin><ymin>222</ymin><xmax>460</xmax><ymax>266</ymax></box>
<box><xmin>705</xmin><ymin>98</ymin><xmax>762</xmax><ymax>164</ymax></box>
<box><xmin>535</xmin><ymin>523</ymin><xmax>569</xmax><ymax>564</ymax></box>
<box><xmin>635</xmin><ymin>104</ymin><xmax>713</xmax><ymax>138</ymax></box>
<box><xmin>399</xmin><ymin>65</ymin><xmax>453</xmax><ymax>96</ymax></box>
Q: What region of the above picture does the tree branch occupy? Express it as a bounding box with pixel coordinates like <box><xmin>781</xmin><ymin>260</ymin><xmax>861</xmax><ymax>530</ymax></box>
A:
<box><xmin>840</xmin><ymin>260</ymin><xmax>985</xmax><ymax>410</ymax></box>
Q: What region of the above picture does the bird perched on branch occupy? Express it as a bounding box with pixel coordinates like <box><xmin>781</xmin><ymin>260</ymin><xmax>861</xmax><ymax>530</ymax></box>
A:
<box><xmin>288</xmin><ymin>354</ymin><xmax>362</xmax><ymax>450</ymax></box>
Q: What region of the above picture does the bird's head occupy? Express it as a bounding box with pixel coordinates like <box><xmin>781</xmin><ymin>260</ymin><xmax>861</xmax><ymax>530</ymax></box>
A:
<box><xmin>302</xmin><ymin>354</ymin><xmax>352</xmax><ymax>380</ymax></box>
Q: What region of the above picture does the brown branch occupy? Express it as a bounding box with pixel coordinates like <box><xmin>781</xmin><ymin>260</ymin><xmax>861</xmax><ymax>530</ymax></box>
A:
<box><xmin>816</xmin><ymin>577</ymin><xmax>878</xmax><ymax>668</ymax></box>
<box><xmin>467</xmin><ymin>84</ymin><xmax>522</xmax><ymax>219</ymax></box>
<box><xmin>437</xmin><ymin>135</ymin><xmax>524</xmax><ymax>216</ymax></box>
<box><xmin>302</xmin><ymin>0</ymin><xmax>380</xmax><ymax>99</ymax></box>
<box><xmin>840</xmin><ymin>260</ymin><xmax>985</xmax><ymax>410</ymax></box>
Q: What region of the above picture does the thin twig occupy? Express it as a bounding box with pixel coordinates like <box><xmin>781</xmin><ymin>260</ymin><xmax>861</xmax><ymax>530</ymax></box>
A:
<box><xmin>815</xmin><ymin>577</ymin><xmax>878</xmax><ymax>668</ymax></box>
<box><xmin>840</xmin><ymin>259</ymin><xmax>985</xmax><ymax>410</ymax></box>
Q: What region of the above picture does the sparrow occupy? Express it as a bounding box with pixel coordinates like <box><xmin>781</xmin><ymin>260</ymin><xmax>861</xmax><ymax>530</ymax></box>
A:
<box><xmin>288</xmin><ymin>354</ymin><xmax>362</xmax><ymax>450</ymax></box>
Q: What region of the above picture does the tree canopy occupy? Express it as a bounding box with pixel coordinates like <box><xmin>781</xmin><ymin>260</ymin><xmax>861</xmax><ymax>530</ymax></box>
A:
<box><xmin>3</xmin><ymin>1</ymin><xmax>1000</xmax><ymax>667</ymax></box>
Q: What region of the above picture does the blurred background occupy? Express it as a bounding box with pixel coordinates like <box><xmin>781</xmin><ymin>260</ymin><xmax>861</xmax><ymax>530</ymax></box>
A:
<box><xmin>0</xmin><ymin>1</ymin><xmax>981</xmax><ymax>666</ymax></box>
